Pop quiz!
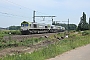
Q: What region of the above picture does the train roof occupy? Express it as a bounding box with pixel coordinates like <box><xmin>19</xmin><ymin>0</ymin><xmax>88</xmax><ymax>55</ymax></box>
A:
<box><xmin>21</xmin><ymin>21</ymin><xmax>31</xmax><ymax>24</ymax></box>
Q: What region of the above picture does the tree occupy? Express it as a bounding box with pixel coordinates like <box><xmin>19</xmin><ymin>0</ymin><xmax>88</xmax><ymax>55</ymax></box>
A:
<box><xmin>89</xmin><ymin>17</ymin><xmax>90</xmax><ymax>25</ymax></box>
<box><xmin>69</xmin><ymin>24</ymin><xmax>77</xmax><ymax>30</ymax></box>
<box><xmin>8</xmin><ymin>26</ymin><xmax>21</xmax><ymax>30</ymax></box>
<box><xmin>77</xmin><ymin>12</ymin><xmax>89</xmax><ymax>31</ymax></box>
<box><xmin>89</xmin><ymin>17</ymin><xmax>90</xmax><ymax>29</ymax></box>
<box><xmin>82</xmin><ymin>12</ymin><xmax>86</xmax><ymax>23</ymax></box>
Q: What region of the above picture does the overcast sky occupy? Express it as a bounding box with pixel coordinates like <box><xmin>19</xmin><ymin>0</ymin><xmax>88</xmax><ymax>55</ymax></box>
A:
<box><xmin>0</xmin><ymin>0</ymin><xmax>90</xmax><ymax>27</ymax></box>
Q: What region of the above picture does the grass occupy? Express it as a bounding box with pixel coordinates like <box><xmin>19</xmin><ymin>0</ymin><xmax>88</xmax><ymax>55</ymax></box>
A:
<box><xmin>0</xmin><ymin>30</ymin><xmax>21</xmax><ymax>36</ymax></box>
<box><xmin>0</xmin><ymin>30</ymin><xmax>48</xmax><ymax>50</ymax></box>
<box><xmin>0</xmin><ymin>31</ymin><xmax>90</xmax><ymax>60</ymax></box>
<box><xmin>0</xmin><ymin>30</ymin><xmax>47</xmax><ymax>49</ymax></box>
<box><xmin>0</xmin><ymin>37</ymin><xmax>45</xmax><ymax>50</ymax></box>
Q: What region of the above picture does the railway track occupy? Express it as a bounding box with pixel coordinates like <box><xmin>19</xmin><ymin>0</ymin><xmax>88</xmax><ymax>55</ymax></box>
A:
<box><xmin>3</xmin><ymin>33</ymin><xmax>58</xmax><ymax>40</ymax></box>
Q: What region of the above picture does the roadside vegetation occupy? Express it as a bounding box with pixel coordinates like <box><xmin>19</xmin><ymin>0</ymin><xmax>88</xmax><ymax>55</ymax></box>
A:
<box><xmin>0</xmin><ymin>36</ymin><xmax>45</xmax><ymax>50</ymax></box>
<box><xmin>0</xmin><ymin>30</ymin><xmax>90</xmax><ymax>60</ymax></box>
<box><xmin>0</xmin><ymin>30</ymin><xmax>21</xmax><ymax>40</ymax></box>
<box><xmin>0</xmin><ymin>30</ymin><xmax>21</xmax><ymax>36</ymax></box>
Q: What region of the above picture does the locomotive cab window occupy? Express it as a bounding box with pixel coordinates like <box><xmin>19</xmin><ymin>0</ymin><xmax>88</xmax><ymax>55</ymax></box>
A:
<box><xmin>33</xmin><ymin>24</ymin><xmax>37</xmax><ymax>28</ymax></box>
<box><xmin>45</xmin><ymin>26</ymin><xmax>48</xmax><ymax>28</ymax></box>
<box><xmin>25</xmin><ymin>24</ymin><xmax>28</xmax><ymax>26</ymax></box>
<box><xmin>51</xmin><ymin>26</ymin><xmax>53</xmax><ymax>29</ymax></box>
<box><xmin>30</xmin><ymin>24</ymin><xmax>31</xmax><ymax>27</ymax></box>
<box><xmin>21</xmin><ymin>24</ymin><xmax>24</xmax><ymax>27</ymax></box>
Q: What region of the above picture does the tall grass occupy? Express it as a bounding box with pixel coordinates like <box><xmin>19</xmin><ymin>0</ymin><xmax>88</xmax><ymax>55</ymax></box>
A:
<box><xmin>1</xmin><ymin>31</ymin><xmax>90</xmax><ymax>60</ymax></box>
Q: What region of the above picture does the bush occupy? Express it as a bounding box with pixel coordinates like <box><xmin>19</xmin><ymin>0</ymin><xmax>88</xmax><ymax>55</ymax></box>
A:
<box><xmin>10</xmin><ymin>30</ymin><xmax>21</xmax><ymax>35</ymax></box>
<box><xmin>82</xmin><ymin>31</ymin><xmax>89</xmax><ymax>36</ymax></box>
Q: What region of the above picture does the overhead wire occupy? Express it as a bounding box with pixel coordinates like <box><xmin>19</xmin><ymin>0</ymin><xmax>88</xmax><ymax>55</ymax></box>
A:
<box><xmin>0</xmin><ymin>0</ymin><xmax>32</xmax><ymax>19</ymax></box>
<box><xmin>1</xmin><ymin>0</ymin><xmax>56</xmax><ymax>23</ymax></box>
<box><xmin>0</xmin><ymin>5</ymin><xmax>31</xmax><ymax>16</ymax></box>
<box><xmin>0</xmin><ymin>11</ymin><xmax>31</xmax><ymax>19</ymax></box>
<box><xmin>4</xmin><ymin>0</ymin><xmax>50</xmax><ymax>15</ymax></box>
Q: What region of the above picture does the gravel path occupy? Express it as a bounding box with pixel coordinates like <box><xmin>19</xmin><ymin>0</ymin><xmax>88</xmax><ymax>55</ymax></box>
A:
<box><xmin>48</xmin><ymin>44</ymin><xmax>90</xmax><ymax>60</ymax></box>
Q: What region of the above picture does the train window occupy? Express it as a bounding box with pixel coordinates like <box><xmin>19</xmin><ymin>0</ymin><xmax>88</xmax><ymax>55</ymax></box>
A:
<box><xmin>33</xmin><ymin>24</ymin><xmax>37</xmax><ymax>28</ymax></box>
<box><xmin>21</xmin><ymin>24</ymin><xmax>24</xmax><ymax>27</ymax></box>
<box><xmin>30</xmin><ymin>24</ymin><xmax>31</xmax><ymax>27</ymax></box>
<box><xmin>51</xmin><ymin>26</ymin><xmax>53</xmax><ymax>29</ymax></box>
<box><xmin>25</xmin><ymin>24</ymin><xmax>28</xmax><ymax>26</ymax></box>
<box><xmin>45</xmin><ymin>26</ymin><xmax>48</xmax><ymax>28</ymax></box>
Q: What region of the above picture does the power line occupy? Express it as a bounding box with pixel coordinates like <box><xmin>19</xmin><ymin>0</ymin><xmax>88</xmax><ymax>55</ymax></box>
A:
<box><xmin>5</xmin><ymin>0</ymin><xmax>50</xmax><ymax>15</ymax></box>
<box><xmin>0</xmin><ymin>11</ymin><xmax>30</xmax><ymax>19</ymax></box>
<box><xmin>0</xmin><ymin>5</ymin><xmax>31</xmax><ymax>16</ymax></box>
<box><xmin>5</xmin><ymin>0</ymin><xmax>31</xmax><ymax>10</ymax></box>
<box><xmin>0</xmin><ymin>14</ymin><xmax>11</xmax><ymax>18</ymax></box>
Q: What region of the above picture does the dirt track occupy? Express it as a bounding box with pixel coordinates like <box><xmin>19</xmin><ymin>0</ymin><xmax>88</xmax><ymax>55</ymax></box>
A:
<box><xmin>48</xmin><ymin>44</ymin><xmax>90</xmax><ymax>60</ymax></box>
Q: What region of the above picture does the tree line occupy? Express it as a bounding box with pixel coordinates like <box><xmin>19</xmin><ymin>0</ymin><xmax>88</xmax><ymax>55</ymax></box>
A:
<box><xmin>8</xmin><ymin>26</ymin><xmax>21</xmax><ymax>30</ymax></box>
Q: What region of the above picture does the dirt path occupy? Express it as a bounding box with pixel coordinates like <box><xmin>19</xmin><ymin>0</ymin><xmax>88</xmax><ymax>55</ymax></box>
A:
<box><xmin>48</xmin><ymin>44</ymin><xmax>90</xmax><ymax>60</ymax></box>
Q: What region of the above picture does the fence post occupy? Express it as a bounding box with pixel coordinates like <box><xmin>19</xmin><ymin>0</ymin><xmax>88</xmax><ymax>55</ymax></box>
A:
<box><xmin>9</xmin><ymin>32</ymin><xmax>11</xmax><ymax>40</ymax></box>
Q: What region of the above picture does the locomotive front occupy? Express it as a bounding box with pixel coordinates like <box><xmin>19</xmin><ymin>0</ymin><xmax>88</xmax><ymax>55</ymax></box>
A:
<box><xmin>21</xmin><ymin>21</ymin><xmax>31</xmax><ymax>35</ymax></box>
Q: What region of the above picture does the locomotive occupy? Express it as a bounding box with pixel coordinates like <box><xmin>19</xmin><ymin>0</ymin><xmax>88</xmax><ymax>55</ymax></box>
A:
<box><xmin>20</xmin><ymin>21</ymin><xmax>65</xmax><ymax>35</ymax></box>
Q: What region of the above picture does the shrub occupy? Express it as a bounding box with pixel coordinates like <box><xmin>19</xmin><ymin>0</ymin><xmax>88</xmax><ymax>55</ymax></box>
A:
<box><xmin>82</xmin><ymin>31</ymin><xmax>89</xmax><ymax>36</ymax></box>
<box><xmin>10</xmin><ymin>30</ymin><xmax>21</xmax><ymax>35</ymax></box>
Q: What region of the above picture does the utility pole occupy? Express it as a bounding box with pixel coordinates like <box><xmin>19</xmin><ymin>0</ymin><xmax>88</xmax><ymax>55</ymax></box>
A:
<box><xmin>33</xmin><ymin>11</ymin><xmax>35</xmax><ymax>23</ymax></box>
<box><xmin>68</xmin><ymin>19</ymin><xmax>69</xmax><ymax>34</ymax></box>
<box><xmin>62</xmin><ymin>19</ymin><xmax>69</xmax><ymax>34</ymax></box>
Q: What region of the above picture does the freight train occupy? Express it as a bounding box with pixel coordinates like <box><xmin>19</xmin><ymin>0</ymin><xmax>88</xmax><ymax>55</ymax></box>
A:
<box><xmin>20</xmin><ymin>21</ymin><xmax>65</xmax><ymax>35</ymax></box>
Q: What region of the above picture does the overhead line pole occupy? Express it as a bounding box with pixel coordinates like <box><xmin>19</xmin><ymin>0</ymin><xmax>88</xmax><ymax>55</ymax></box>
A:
<box><xmin>62</xmin><ymin>19</ymin><xmax>69</xmax><ymax>34</ymax></box>
<box><xmin>33</xmin><ymin>11</ymin><xmax>35</xmax><ymax>23</ymax></box>
<box><xmin>33</xmin><ymin>11</ymin><xmax>56</xmax><ymax>23</ymax></box>
<box><xmin>68</xmin><ymin>19</ymin><xmax>69</xmax><ymax>34</ymax></box>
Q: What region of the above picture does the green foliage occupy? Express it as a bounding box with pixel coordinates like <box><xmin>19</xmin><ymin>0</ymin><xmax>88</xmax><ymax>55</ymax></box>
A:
<box><xmin>0</xmin><ymin>37</ymin><xmax>45</xmax><ymax>49</ymax></box>
<box><xmin>0</xmin><ymin>30</ymin><xmax>9</xmax><ymax>40</ymax></box>
<box><xmin>82</xmin><ymin>31</ymin><xmax>89</xmax><ymax>36</ymax></box>
<box><xmin>10</xmin><ymin>30</ymin><xmax>21</xmax><ymax>35</ymax></box>
<box><xmin>77</xmin><ymin>12</ymin><xmax>89</xmax><ymax>31</ymax></box>
<box><xmin>77</xmin><ymin>23</ymin><xmax>89</xmax><ymax>31</ymax></box>
<box><xmin>82</xmin><ymin>31</ymin><xmax>90</xmax><ymax>36</ymax></box>
<box><xmin>89</xmin><ymin>18</ymin><xmax>90</xmax><ymax>25</ymax></box>
<box><xmin>8</xmin><ymin>26</ymin><xmax>20</xmax><ymax>30</ymax></box>
<box><xmin>0</xmin><ymin>30</ymin><xmax>21</xmax><ymax>35</ymax></box>
<box><xmin>69</xmin><ymin>24</ymin><xmax>77</xmax><ymax>30</ymax></box>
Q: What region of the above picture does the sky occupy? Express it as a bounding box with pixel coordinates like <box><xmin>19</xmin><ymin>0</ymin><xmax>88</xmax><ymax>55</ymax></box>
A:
<box><xmin>0</xmin><ymin>0</ymin><xmax>90</xmax><ymax>28</ymax></box>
